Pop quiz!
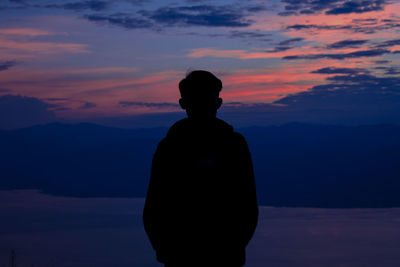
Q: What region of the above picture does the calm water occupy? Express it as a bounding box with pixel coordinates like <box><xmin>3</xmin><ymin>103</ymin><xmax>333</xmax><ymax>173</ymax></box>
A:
<box><xmin>1</xmin><ymin>190</ymin><xmax>400</xmax><ymax>267</ymax></box>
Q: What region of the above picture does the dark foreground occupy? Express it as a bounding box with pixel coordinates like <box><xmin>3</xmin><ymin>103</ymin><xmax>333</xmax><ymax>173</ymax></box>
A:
<box><xmin>1</xmin><ymin>190</ymin><xmax>400</xmax><ymax>267</ymax></box>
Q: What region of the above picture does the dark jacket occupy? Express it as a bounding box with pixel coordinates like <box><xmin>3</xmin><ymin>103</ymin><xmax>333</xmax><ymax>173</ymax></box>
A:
<box><xmin>143</xmin><ymin>118</ymin><xmax>258</xmax><ymax>266</ymax></box>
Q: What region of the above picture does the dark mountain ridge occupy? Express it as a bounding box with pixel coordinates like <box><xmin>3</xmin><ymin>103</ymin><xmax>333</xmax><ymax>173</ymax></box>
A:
<box><xmin>1</xmin><ymin>122</ymin><xmax>399</xmax><ymax>208</ymax></box>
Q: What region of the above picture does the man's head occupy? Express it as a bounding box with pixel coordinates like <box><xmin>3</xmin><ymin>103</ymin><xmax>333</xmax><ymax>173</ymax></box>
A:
<box><xmin>178</xmin><ymin>70</ymin><xmax>223</xmax><ymax>120</ymax></box>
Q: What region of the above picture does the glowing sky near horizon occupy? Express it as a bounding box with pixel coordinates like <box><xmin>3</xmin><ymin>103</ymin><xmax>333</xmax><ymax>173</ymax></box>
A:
<box><xmin>0</xmin><ymin>0</ymin><xmax>400</xmax><ymax>121</ymax></box>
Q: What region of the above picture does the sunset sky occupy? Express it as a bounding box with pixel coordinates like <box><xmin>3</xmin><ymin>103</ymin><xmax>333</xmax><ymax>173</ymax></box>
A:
<box><xmin>2</xmin><ymin>2</ymin><xmax>400</xmax><ymax>265</ymax></box>
<box><xmin>1</xmin><ymin>0</ymin><xmax>400</xmax><ymax>128</ymax></box>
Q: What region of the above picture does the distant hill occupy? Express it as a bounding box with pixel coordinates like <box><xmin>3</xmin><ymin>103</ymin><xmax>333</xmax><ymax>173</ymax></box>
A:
<box><xmin>1</xmin><ymin>122</ymin><xmax>399</xmax><ymax>208</ymax></box>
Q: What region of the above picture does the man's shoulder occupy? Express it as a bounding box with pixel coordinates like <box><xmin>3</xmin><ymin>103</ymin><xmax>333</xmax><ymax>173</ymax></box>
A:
<box><xmin>231</xmin><ymin>131</ymin><xmax>246</xmax><ymax>142</ymax></box>
<box><xmin>165</xmin><ymin>118</ymin><xmax>235</xmax><ymax>137</ymax></box>
<box><xmin>165</xmin><ymin>118</ymin><xmax>189</xmax><ymax>138</ymax></box>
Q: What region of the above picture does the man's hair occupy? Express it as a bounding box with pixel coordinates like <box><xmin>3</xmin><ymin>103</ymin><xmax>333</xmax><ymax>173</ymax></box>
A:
<box><xmin>179</xmin><ymin>70</ymin><xmax>222</xmax><ymax>98</ymax></box>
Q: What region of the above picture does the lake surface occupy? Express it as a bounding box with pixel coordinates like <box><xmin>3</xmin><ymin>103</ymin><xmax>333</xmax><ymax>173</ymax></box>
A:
<box><xmin>1</xmin><ymin>190</ymin><xmax>400</xmax><ymax>266</ymax></box>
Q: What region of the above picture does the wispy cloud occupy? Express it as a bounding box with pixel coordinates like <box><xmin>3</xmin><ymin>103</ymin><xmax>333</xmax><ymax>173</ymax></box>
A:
<box><xmin>0</xmin><ymin>28</ymin><xmax>55</xmax><ymax>36</ymax></box>
<box><xmin>286</xmin><ymin>18</ymin><xmax>400</xmax><ymax>35</ymax></box>
<box><xmin>311</xmin><ymin>67</ymin><xmax>369</xmax><ymax>74</ymax></box>
<box><xmin>0</xmin><ymin>60</ymin><xmax>16</xmax><ymax>71</ymax></box>
<box><xmin>84</xmin><ymin>13</ymin><xmax>153</xmax><ymax>29</ymax></box>
<box><xmin>326</xmin><ymin>0</ymin><xmax>387</xmax><ymax>15</ymax></box>
<box><xmin>79</xmin><ymin>101</ymin><xmax>97</xmax><ymax>109</ymax></box>
<box><xmin>46</xmin><ymin>1</ymin><xmax>109</xmax><ymax>12</ymax></box>
<box><xmin>373</xmin><ymin>60</ymin><xmax>391</xmax><ymax>64</ymax></box>
<box><xmin>119</xmin><ymin>101</ymin><xmax>179</xmax><ymax>108</ymax></box>
<box><xmin>278</xmin><ymin>37</ymin><xmax>304</xmax><ymax>46</ymax></box>
<box><xmin>326</xmin><ymin>39</ymin><xmax>368</xmax><ymax>49</ymax></box>
<box><xmin>283</xmin><ymin>48</ymin><xmax>390</xmax><ymax>60</ymax></box>
<box><xmin>80</xmin><ymin>2</ymin><xmax>267</xmax><ymax>30</ymax></box>
<box><xmin>139</xmin><ymin>4</ymin><xmax>262</xmax><ymax>27</ymax></box>
<box><xmin>375</xmin><ymin>38</ymin><xmax>400</xmax><ymax>48</ymax></box>
<box><xmin>279</xmin><ymin>0</ymin><xmax>388</xmax><ymax>16</ymax></box>
<box><xmin>0</xmin><ymin>27</ymin><xmax>89</xmax><ymax>60</ymax></box>
<box><xmin>0</xmin><ymin>38</ymin><xmax>90</xmax><ymax>58</ymax></box>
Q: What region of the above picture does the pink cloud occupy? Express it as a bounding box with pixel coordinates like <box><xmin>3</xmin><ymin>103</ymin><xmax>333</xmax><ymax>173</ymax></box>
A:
<box><xmin>0</xmin><ymin>39</ymin><xmax>89</xmax><ymax>56</ymax></box>
<box><xmin>0</xmin><ymin>28</ymin><xmax>56</xmax><ymax>36</ymax></box>
<box><xmin>0</xmin><ymin>68</ymin><xmax>184</xmax><ymax>118</ymax></box>
<box><xmin>0</xmin><ymin>27</ymin><xmax>88</xmax><ymax>60</ymax></box>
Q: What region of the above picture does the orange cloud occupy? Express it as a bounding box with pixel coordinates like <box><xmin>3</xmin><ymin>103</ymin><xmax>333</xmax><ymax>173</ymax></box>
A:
<box><xmin>0</xmin><ymin>39</ymin><xmax>89</xmax><ymax>55</ymax></box>
<box><xmin>0</xmin><ymin>28</ymin><xmax>56</xmax><ymax>36</ymax></box>
<box><xmin>0</xmin><ymin>27</ymin><xmax>88</xmax><ymax>60</ymax></box>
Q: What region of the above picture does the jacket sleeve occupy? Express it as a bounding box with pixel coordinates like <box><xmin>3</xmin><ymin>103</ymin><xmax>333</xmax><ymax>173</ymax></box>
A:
<box><xmin>235</xmin><ymin>133</ymin><xmax>259</xmax><ymax>247</ymax></box>
<box><xmin>143</xmin><ymin>138</ymin><xmax>169</xmax><ymax>255</ymax></box>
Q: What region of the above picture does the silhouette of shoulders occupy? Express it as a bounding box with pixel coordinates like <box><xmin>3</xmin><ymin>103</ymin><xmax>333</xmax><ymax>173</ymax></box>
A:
<box><xmin>143</xmin><ymin>117</ymin><xmax>258</xmax><ymax>266</ymax></box>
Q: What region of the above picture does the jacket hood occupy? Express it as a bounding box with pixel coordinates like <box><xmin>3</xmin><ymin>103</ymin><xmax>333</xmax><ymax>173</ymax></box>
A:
<box><xmin>166</xmin><ymin>117</ymin><xmax>234</xmax><ymax>139</ymax></box>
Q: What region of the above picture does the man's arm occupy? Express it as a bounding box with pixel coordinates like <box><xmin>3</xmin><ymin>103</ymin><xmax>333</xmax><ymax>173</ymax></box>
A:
<box><xmin>235</xmin><ymin>133</ymin><xmax>259</xmax><ymax>246</ymax></box>
<box><xmin>143</xmin><ymin>139</ymin><xmax>169</xmax><ymax>255</ymax></box>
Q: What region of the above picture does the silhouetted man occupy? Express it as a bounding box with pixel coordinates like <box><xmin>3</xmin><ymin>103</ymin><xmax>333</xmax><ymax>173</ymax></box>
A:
<box><xmin>143</xmin><ymin>70</ymin><xmax>258</xmax><ymax>267</ymax></box>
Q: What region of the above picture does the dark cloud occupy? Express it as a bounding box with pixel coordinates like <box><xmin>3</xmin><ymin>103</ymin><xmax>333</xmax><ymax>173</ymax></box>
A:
<box><xmin>283</xmin><ymin>48</ymin><xmax>390</xmax><ymax>60</ymax></box>
<box><xmin>0</xmin><ymin>0</ymin><xmax>28</xmax><ymax>10</ymax></box>
<box><xmin>119</xmin><ymin>101</ymin><xmax>179</xmax><ymax>108</ymax></box>
<box><xmin>375</xmin><ymin>38</ymin><xmax>400</xmax><ymax>48</ymax></box>
<box><xmin>268</xmin><ymin>72</ymin><xmax>400</xmax><ymax>123</ymax></box>
<box><xmin>373</xmin><ymin>60</ymin><xmax>391</xmax><ymax>64</ymax></box>
<box><xmin>326</xmin><ymin>0</ymin><xmax>386</xmax><ymax>15</ymax></box>
<box><xmin>352</xmin><ymin>19</ymin><xmax>400</xmax><ymax>34</ymax></box>
<box><xmin>384</xmin><ymin>67</ymin><xmax>400</xmax><ymax>75</ymax></box>
<box><xmin>0</xmin><ymin>88</ymin><xmax>10</xmax><ymax>92</ymax></box>
<box><xmin>84</xmin><ymin>3</ymin><xmax>264</xmax><ymax>30</ymax></box>
<box><xmin>124</xmin><ymin>0</ymin><xmax>150</xmax><ymax>4</ymax></box>
<box><xmin>327</xmin><ymin>39</ymin><xmax>368</xmax><ymax>49</ymax></box>
<box><xmin>0</xmin><ymin>95</ymin><xmax>56</xmax><ymax>130</ymax></box>
<box><xmin>218</xmin><ymin>68</ymin><xmax>400</xmax><ymax>126</ymax></box>
<box><xmin>44</xmin><ymin>97</ymin><xmax>70</xmax><ymax>101</ymax></box>
<box><xmin>319</xmin><ymin>74</ymin><xmax>400</xmax><ymax>94</ymax></box>
<box><xmin>277</xmin><ymin>11</ymin><xmax>297</xmax><ymax>16</ymax></box>
<box><xmin>280</xmin><ymin>0</ymin><xmax>387</xmax><ymax>16</ymax></box>
<box><xmin>311</xmin><ymin>67</ymin><xmax>368</xmax><ymax>74</ymax></box>
<box><xmin>287</xmin><ymin>24</ymin><xmax>352</xmax><ymax>31</ymax></box>
<box><xmin>373</xmin><ymin>66</ymin><xmax>400</xmax><ymax>75</ymax></box>
<box><xmin>255</xmin><ymin>38</ymin><xmax>305</xmax><ymax>53</ymax></box>
<box><xmin>46</xmin><ymin>1</ymin><xmax>108</xmax><ymax>11</ymax></box>
<box><xmin>139</xmin><ymin>4</ymin><xmax>263</xmax><ymax>27</ymax></box>
<box><xmin>263</xmin><ymin>46</ymin><xmax>292</xmax><ymax>53</ymax></box>
<box><xmin>80</xmin><ymin>101</ymin><xmax>96</xmax><ymax>109</ymax></box>
<box><xmin>382</xmin><ymin>18</ymin><xmax>400</xmax><ymax>23</ymax></box>
<box><xmin>52</xmin><ymin>106</ymin><xmax>71</xmax><ymax>111</ymax></box>
<box><xmin>352</xmin><ymin>18</ymin><xmax>378</xmax><ymax>25</ymax></box>
<box><xmin>0</xmin><ymin>61</ymin><xmax>16</xmax><ymax>71</ymax></box>
<box><xmin>84</xmin><ymin>13</ymin><xmax>152</xmax><ymax>29</ymax></box>
<box><xmin>280</xmin><ymin>0</ymin><xmax>332</xmax><ymax>14</ymax></box>
<box><xmin>229</xmin><ymin>30</ymin><xmax>272</xmax><ymax>41</ymax></box>
<box><xmin>299</xmin><ymin>9</ymin><xmax>314</xmax><ymax>14</ymax></box>
<box><xmin>176</xmin><ymin>30</ymin><xmax>273</xmax><ymax>46</ymax></box>
<box><xmin>3</xmin><ymin>1</ymin><xmax>265</xmax><ymax>30</ymax></box>
<box><xmin>278</xmin><ymin>37</ymin><xmax>304</xmax><ymax>46</ymax></box>
<box><xmin>287</xmin><ymin>19</ymin><xmax>400</xmax><ymax>35</ymax></box>
<box><xmin>4</xmin><ymin>0</ymin><xmax>149</xmax><ymax>11</ymax></box>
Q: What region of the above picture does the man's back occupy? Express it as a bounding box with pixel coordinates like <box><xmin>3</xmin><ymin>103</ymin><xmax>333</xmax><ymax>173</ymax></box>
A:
<box><xmin>143</xmin><ymin>117</ymin><xmax>258</xmax><ymax>266</ymax></box>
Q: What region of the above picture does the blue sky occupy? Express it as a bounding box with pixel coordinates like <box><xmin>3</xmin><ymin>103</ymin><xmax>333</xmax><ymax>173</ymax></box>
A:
<box><xmin>0</xmin><ymin>0</ymin><xmax>400</xmax><ymax>128</ymax></box>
